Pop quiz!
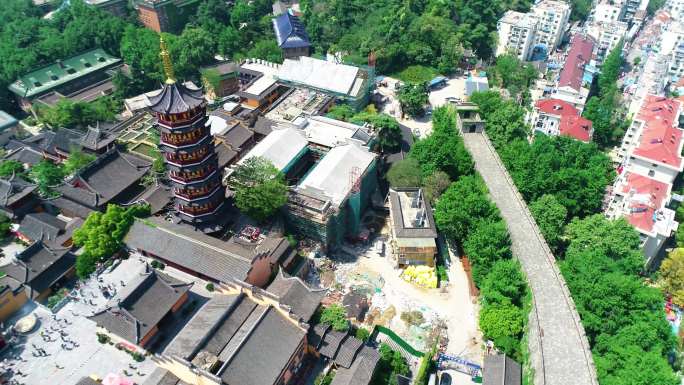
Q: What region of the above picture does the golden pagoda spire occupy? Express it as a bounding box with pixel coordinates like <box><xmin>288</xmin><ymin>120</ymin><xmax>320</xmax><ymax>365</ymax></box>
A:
<box><xmin>159</xmin><ymin>36</ymin><xmax>176</xmax><ymax>84</ymax></box>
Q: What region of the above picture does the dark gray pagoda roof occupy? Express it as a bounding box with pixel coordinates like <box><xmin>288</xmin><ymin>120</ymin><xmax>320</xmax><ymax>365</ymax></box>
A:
<box><xmin>2</xmin><ymin>241</ymin><xmax>75</xmax><ymax>299</ymax></box>
<box><xmin>147</xmin><ymin>81</ymin><xmax>206</xmax><ymax>114</ymax></box>
<box><xmin>5</xmin><ymin>145</ymin><xmax>43</xmax><ymax>166</ymax></box>
<box><xmin>80</xmin><ymin>123</ymin><xmax>117</xmax><ymax>151</ymax></box>
<box><xmin>267</xmin><ymin>269</ymin><xmax>326</xmax><ymax>322</ymax></box>
<box><xmin>319</xmin><ymin>329</ymin><xmax>348</xmax><ymax>358</ymax></box>
<box><xmin>0</xmin><ymin>176</ymin><xmax>37</xmax><ymax>207</ymax></box>
<box><xmin>88</xmin><ymin>267</ymin><xmax>192</xmax><ymax>345</ymax></box>
<box><xmin>335</xmin><ymin>336</ymin><xmax>364</xmax><ymax>368</ymax></box>
<box><xmin>273</xmin><ymin>11</ymin><xmax>311</xmax><ymax>49</ymax></box>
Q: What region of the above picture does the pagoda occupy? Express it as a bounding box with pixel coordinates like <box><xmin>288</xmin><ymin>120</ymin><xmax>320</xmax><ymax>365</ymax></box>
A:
<box><xmin>149</xmin><ymin>37</ymin><xmax>225</xmax><ymax>229</ymax></box>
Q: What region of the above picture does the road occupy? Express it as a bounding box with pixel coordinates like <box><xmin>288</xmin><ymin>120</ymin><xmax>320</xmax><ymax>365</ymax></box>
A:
<box><xmin>462</xmin><ymin>133</ymin><xmax>598</xmax><ymax>385</ymax></box>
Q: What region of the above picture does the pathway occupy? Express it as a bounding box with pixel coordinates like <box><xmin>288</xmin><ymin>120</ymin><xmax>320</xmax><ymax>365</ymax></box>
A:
<box><xmin>462</xmin><ymin>133</ymin><xmax>598</xmax><ymax>385</ymax></box>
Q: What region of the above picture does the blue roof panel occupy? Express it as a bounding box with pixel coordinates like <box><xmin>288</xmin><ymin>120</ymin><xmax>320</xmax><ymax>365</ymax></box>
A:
<box><xmin>272</xmin><ymin>12</ymin><xmax>311</xmax><ymax>49</ymax></box>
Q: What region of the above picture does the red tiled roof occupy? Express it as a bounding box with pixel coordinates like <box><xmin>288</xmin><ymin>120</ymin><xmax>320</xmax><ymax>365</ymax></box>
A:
<box><xmin>620</xmin><ymin>172</ymin><xmax>669</xmax><ymax>233</ymax></box>
<box><xmin>535</xmin><ymin>98</ymin><xmax>593</xmax><ymax>142</ymax></box>
<box><xmin>558</xmin><ymin>35</ymin><xmax>594</xmax><ymax>92</ymax></box>
<box><xmin>632</xmin><ymin>95</ymin><xmax>683</xmax><ymax>168</ymax></box>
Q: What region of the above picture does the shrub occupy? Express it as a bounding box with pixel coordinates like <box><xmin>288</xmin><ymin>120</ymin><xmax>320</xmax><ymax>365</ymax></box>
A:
<box><xmin>206</xmin><ymin>283</ymin><xmax>215</xmax><ymax>292</ymax></box>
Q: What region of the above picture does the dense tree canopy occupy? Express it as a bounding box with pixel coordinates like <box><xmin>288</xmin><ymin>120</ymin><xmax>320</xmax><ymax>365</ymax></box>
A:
<box><xmin>434</xmin><ymin>175</ymin><xmax>498</xmax><ymax>242</ymax></box>
<box><xmin>397</xmin><ymin>83</ymin><xmax>429</xmax><ymax>117</ymax></box>
<box><xmin>63</xmin><ymin>149</ymin><xmax>96</xmax><ymax>175</ymax></box>
<box><xmin>230</xmin><ymin>157</ymin><xmax>288</xmax><ymax>221</ymax></box>
<box><xmin>387</xmin><ymin>158</ymin><xmax>422</xmax><ymax>188</ymax></box>
<box><xmin>659</xmin><ymin>248</ymin><xmax>684</xmax><ymax>307</ymax></box>
<box><xmin>0</xmin><ymin>160</ymin><xmax>24</xmax><ymax>178</ymax></box>
<box><xmin>529</xmin><ymin>194</ymin><xmax>567</xmax><ymax>253</ymax></box>
<box><xmin>29</xmin><ymin>159</ymin><xmax>65</xmax><ymax>197</ymax></box>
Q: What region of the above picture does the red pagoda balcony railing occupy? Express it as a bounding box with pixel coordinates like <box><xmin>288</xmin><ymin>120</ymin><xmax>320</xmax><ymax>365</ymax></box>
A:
<box><xmin>174</xmin><ymin>181</ymin><xmax>220</xmax><ymax>200</ymax></box>
<box><xmin>169</xmin><ymin>165</ymin><xmax>217</xmax><ymax>183</ymax></box>
<box><xmin>157</xmin><ymin>107</ymin><xmax>205</xmax><ymax>127</ymax></box>
<box><xmin>161</xmin><ymin>127</ymin><xmax>208</xmax><ymax>146</ymax></box>
<box><xmin>178</xmin><ymin>201</ymin><xmax>220</xmax><ymax>216</ymax></box>
<box><xmin>165</xmin><ymin>147</ymin><xmax>209</xmax><ymax>164</ymax></box>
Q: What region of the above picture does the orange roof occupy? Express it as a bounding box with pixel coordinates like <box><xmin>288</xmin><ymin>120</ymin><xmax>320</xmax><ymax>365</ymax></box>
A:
<box><xmin>632</xmin><ymin>95</ymin><xmax>683</xmax><ymax>168</ymax></box>
<box><xmin>620</xmin><ymin>172</ymin><xmax>669</xmax><ymax>233</ymax></box>
<box><xmin>535</xmin><ymin>98</ymin><xmax>593</xmax><ymax>142</ymax></box>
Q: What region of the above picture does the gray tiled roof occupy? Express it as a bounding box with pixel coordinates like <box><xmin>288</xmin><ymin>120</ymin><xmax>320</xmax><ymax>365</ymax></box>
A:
<box><xmin>18</xmin><ymin>212</ymin><xmax>67</xmax><ymax>243</ymax></box>
<box><xmin>330</xmin><ymin>346</ymin><xmax>381</xmax><ymax>385</ymax></box>
<box><xmin>319</xmin><ymin>330</ymin><xmax>348</xmax><ymax>358</ymax></box>
<box><xmin>5</xmin><ymin>146</ymin><xmax>43</xmax><ymax>166</ymax></box>
<box><xmin>267</xmin><ymin>270</ymin><xmax>325</xmax><ymax>322</ymax></box>
<box><xmin>76</xmin><ymin>377</ymin><xmax>101</xmax><ymax>385</ymax></box>
<box><xmin>43</xmin><ymin>196</ymin><xmax>95</xmax><ymax>219</ymax></box>
<box><xmin>80</xmin><ymin>124</ymin><xmax>116</xmax><ymax>151</ymax></box>
<box><xmin>124</xmin><ymin>218</ymin><xmax>253</xmax><ymax>283</ymax></box>
<box><xmin>3</xmin><ymin>241</ymin><xmax>74</xmax><ymax>299</ymax></box>
<box><xmin>308</xmin><ymin>323</ymin><xmax>330</xmax><ymax>350</ymax></box>
<box><xmin>138</xmin><ymin>185</ymin><xmax>173</xmax><ymax>214</ymax></box>
<box><xmin>483</xmin><ymin>354</ymin><xmax>521</xmax><ymax>385</ymax></box>
<box><xmin>218</xmin><ymin>306</ymin><xmax>306</xmax><ymax>385</ymax></box>
<box><xmin>220</xmin><ymin>124</ymin><xmax>253</xmax><ymax>150</ymax></box>
<box><xmin>335</xmin><ymin>336</ymin><xmax>364</xmax><ymax>368</ymax></box>
<box><xmin>0</xmin><ymin>176</ymin><xmax>36</xmax><ymax>207</ymax></box>
<box><xmin>89</xmin><ymin>268</ymin><xmax>192</xmax><ymax>345</ymax></box>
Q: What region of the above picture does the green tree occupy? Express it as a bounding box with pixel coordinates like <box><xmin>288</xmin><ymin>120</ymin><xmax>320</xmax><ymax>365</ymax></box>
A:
<box><xmin>0</xmin><ymin>160</ymin><xmax>24</xmax><ymax>178</ymax></box>
<box><xmin>246</xmin><ymin>40</ymin><xmax>283</xmax><ymax>63</ymax></box>
<box><xmin>369</xmin><ymin>114</ymin><xmax>402</xmax><ymax>153</ymax></box>
<box><xmin>0</xmin><ymin>213</ymin><xmax>11</xmax><ymax>239</ymax></box>
<box><xmin>29</xmin><ymin>160</ymin><xmax>65</xmax><ymax>196</ymax></box>
<box><xmin>63</xmin><ymin>149</ymin><xmax>96</xmax><ymax>175</ymax></box>
<box><xmin>470</xmin><ymin>91</ymin><xmax>528</xmax><ymax>148</ymax></box>
<box><xmin>320</xmin><ymin>304</ymin><xmax>349</xmax><ymax>331</ymax></box>
<box><xmin>422</xmin><ymin>170</ymin><xmax>451</xmax><ymax>203</ymax></box>
<box><xmin>387</xmin><ymin>158</ymin><xmax>422</xmax><ymax>188</ymax></box>
<box><xmin>397</xmin><ymin>83</ymin><xmax>429</xmax><ymax>117</ymax></box>
<box><xmin>73</xmin><ymin>204</ymin><xmax>150</xmax><ymax>278</ymax></box>
<box><xmin>463</xmin><ymin>220</ymin><xmax>511</xmax><ymax>283</ymax></box>
<box><xmin>372</xmin><ymin>344</ymin><xmax>410</xmax><ymax>385</ymax></box>
<box><xmin>658</xmin><ymin>248</ymin><xmax>684</xmax><ymax>307</ymax></box>
<box><xmin>355</xmin><ymin>327</ymin><xmax>371</xmax><ymax>342</ymax></box>
<box><xmin>230</xmin><ymin>157</ymin><xmax>288</xmax><ymax>221</ymax></box>
<box><xmin>479</xmin><ymin>303</ymin><xmax>523</xmax><ymax>351</ymax></box>
<box><xmin>480</xmin><ymin>259</ymin><xmax>528</xmax><ymax>307</ymax></box>
<box><xmin>529</xmin><ymin>194</ymin><xmax>567</xmax><ymax>252</ymax></box>
<box><xmin>434</xmin><ymin>175</ymin><xmax>497</xmax><ymax>241</ymax></box>
<box><xmin>326</xmin><ymin>104</ymin><xmax>355</xmax><ymax>122</ymax></box>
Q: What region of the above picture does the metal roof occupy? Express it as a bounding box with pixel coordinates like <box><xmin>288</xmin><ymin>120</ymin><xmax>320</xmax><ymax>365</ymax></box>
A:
<box><xmin>273</xmin><ymin>11</ymin><xmax>311</xmax><ymax>49</ymax></box>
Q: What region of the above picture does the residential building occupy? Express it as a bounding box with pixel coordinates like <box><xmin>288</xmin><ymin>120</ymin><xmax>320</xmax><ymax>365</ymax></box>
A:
<box><xmin>89</xmin><ymin>266</ymin><xmax>192</xmax><ymax>350</ymax></box>
<box><xmin>273</xmin><ymin>11</ymin><xmax>311</xmax><ymax>59</ymax></box>
<box><xmin>388</xmin><ymin>188</ymin><xmax>438</xmax><ymax>267</ymax></box>
<box><xmin>608</xmin><ymin>95</ymin><xmax>684</xmax><ymax>264</ymax></box>
<box><xmin>531</xmin><ymin>98</ymin><xmax>593</xmax><ymax>142</ymax></box>
<box><xmin>483</xmin><ymin>354</ymin><xmax>522</xmax><ymax>385</ymax></box>
<box><xmin>669</xmin><ymin>0</ymin><xmax>684</xmax><ymax>20</ymax></box>
<box><xmin>150</xmin><ymin>280</ymin><xmax>311</xmax><ymax>385</ymax></box>
<box><xmin>586</xmin><ymin>20</ymin><xmax>628</xmax><ymax>61</ymax></box>
<box><xmin>496</xmin><ymin>11</ymin><xmax>538</xmax><ymax>61</ymax></box>
<box><xmin>56</xmin><ymin>149</ymin><xmax>152</xmax><ymax>212</ymax></box>
<box><xmin>149</xmin><ymin>39</ymin><xmax>226</xmax><ymax>231</ymax></box>
<box><xmin>0</xmin><ymin>111</ymin><xmax>18</xmax><ymax>146</ymax></box>
<box><xmin>593</xmin><ymin>0</ymin><xmax>625</xmax><ymax>22</ymax></box>
<box><xmin>201</xmin><ymin>61</ymin><xmax>240</xmax><ymax>100</ymax></box>
<box><xmin>84</xmin><ymin>0</ymin><xmax>128</xmax><ymax>17</ymax></box>
<box><xmin>8</xmin><ymin>49</ymin><xmax>122</xmax><ymax>112</ymax></box>
<box><xmin>2</xmin><ymin>241</ymin><xmax>76</xmax><ymax>303</ymax></box>
<box><xmin>124</xmin><ymin>217</ymin><xmax>294</xmax><ymax>287</ymax></box>
<box><xmin>555</xmin><ymin>34</ymin><xmax>594</xmax><ymax>109</ymax></box>
<box><xmin>531</xmin><ymin>0</ymin><xmax>571</xmax><ymax>53</ymax></box>
<box><xmin>133</xmin><ymin>0</ymin><xmax>201</xmax><ymax>33</ymax></box>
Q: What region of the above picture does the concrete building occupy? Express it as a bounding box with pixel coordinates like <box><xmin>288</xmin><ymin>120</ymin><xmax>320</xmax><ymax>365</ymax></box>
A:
<box><xmin>483</xmin><ymin>354</ymin><xmax>521</xmax><ymax>385</ymax></box>
<box><xmin>531</xmin><ymin>98</ymin><xmax>593</xmax><ymax>142</ymax></box>
<box><xmin>201</xmin><ymin>62</ymin><xmax>240</xmax><ymax>100</ymax></box>
<box><xmin>496</xmin><ymin>11</ymin><xmax>538</xmax><ymax>60</ymax></box>
<box><xmin>608</xmin><ymin>95</ymin><xmax>684</xmax><ymax>265</ymax></box>
<box><xmin>555</xmin><ymin>34</ymin><xmax>594</xmax><ymax>109</ymax></box>
<box><xmin>593</xmin><ymin>0</ymin><xmax>626</xmax><ymax>22</ymax></box>
<box><xmin>8</xmin><ymin>49</ymin><xmax>122</xmax><ymax>112</ymax></box>
<box><xmin>388</xmin><ymin>188</ymin><xmax>438</xmax><ymax>267</ymax></box>
<box><xmin>133</xmin><ymin>0</ymin><xmax>201</xmax><ymax>33</ymax></box>
<box><xmin>586</xmin><ymin>20</ymin><xmax>628</xmax><ymax>61</ymax></box>
<box><xmin>669</xmin><ymin>0</ymin><xmax>684</xmax><ymax>20</ymax></box>
<box><xmin>531</xmin><ymin>0</ymin><xmax>571</xmax><ymax>53</ymax></box>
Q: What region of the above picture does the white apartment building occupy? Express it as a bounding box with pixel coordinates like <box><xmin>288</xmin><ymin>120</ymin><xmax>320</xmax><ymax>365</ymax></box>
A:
<box><xmin>608</xmin><ymin>95</ymin><xmax>684</xmax><ymax>265</ymax></box>
<box><xmin>531</xmin><ymin>0</ymin><xmax>571</xmax><ymax>52</ymax></box>
<box><xmin>669</xmin><ymin>0</ymin><xmax>684</xmax><ymax>20</ymax></box>
<box><xmin>586</xmin><ymin>20</ymin><xmax>628</xmax><ymax>61</ymax></box>
<box><xmin>496</xmin><ymin>11</ymin><xmax>538</xmax><ymax>60</ymax></box>
<box><xmin>593</xmin><ymin>1</ymin><xmax>625</xmax><ymax>22</ymax></box>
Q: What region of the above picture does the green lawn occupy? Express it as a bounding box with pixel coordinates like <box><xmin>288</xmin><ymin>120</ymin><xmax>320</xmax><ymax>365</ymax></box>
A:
<box><xmin>390</xmin><ymin>65</ymin><xmax>439</xmax><ymax>83</ymax></box>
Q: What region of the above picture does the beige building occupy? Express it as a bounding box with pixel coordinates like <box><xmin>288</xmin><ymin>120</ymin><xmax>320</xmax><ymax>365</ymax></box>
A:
<box><xmin>532</xmin><ymin>0</ymin><xmax>571</xmax><ymax>52</ymax></box>
<box><xmin>496</xmin><ymin>11</ymin><xmax>539</xmax><ymax>60</ymax></box>
<box><xmin>388</xmin><ymin>188</ymin><xmax>438</xmax><ymax>267</ymax></box>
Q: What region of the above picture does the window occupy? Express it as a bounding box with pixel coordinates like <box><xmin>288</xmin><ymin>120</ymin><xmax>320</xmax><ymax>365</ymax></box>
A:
<box><xmin>648</xmin><ymin>170</ymin><xmax>655</xmax><ymax>177</ymax></box>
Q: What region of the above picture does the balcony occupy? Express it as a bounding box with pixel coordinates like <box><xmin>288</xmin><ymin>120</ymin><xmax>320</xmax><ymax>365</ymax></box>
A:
<box><xmin>161</xmin><ymin>127</ymin><xmax>209</xmax><ymax>147</ymax></box>
<box><xmin>169</xmin><ymin>166</ymin><xmax>217</xmax><ymax>184</ymax></box>
<box><xmin>164</xmin><ymin>148</ymin><xmax>210</xmax><ymax>165</ymax></box>
<box><xmin>174</xmin><ymin>182</ymin><xmax>221</xmax><ymax>200</ymax></box>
